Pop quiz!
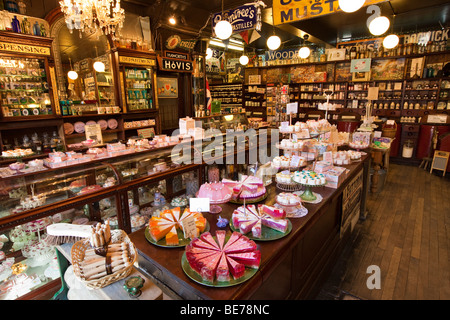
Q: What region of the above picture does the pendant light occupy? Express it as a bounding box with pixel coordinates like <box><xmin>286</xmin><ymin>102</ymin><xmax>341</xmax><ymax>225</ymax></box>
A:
<box><xmin>299</xmin><ymin>46</ymin><xmax>311</xmax><ymax>59</ymax></box>
<box><xmin>67</xmin><ymin>57</ymin><xmax>78</xmax><ymax>80</ymax></box>
<box><xmin>383</xmin><ymin>34</ymin><xmax>399</xmax><ymax>49</ymax></box>
<box><xmin>267</xmin><ymin>35</ymin><xmax>281</xmax><ymax>51</ymax></box>
<box><xmin>239</xmin><ymin>54</ymin><xmax>249</xmax><ymax>65</ymax></box>
<box><xmin>93</xmin><ymin>46</ymin><xmax>105</xmax><ymax>72</ymax></box>
<box><xmin>339</xmin><ymin>0</ymin><xmax>365</xmax><ymax>13</ymax></box>
<box><xmin>369</xmin><ymin>16</ymin><xmax>390</xmax><ymax>35</ymax></box>
<box><xmin>298</xmin><ymin>34</ymin><xmax>311</xmax><ymax>59</ymax></box>
<box><xmin>266</xmin><ymin>3</ymin><xmax>281</xmax><ymax>51</ymax></box>
<box><xmin>214</xmin><ymin>0</ymin><xmax>233</xmax><ymax>40</ymax></box>
<box><xmin>383</xmin><ymin>7</ymin><xmax>399</xmax><ymax>49</ymax></box>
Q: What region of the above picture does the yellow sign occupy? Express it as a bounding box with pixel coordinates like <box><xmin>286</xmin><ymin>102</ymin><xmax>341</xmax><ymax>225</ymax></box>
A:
<box><xmin>273</xmin><ymin>0</ymin><xmax>388</xmax><ymax>25</ymax></box>
<box><xmin>119</xmin><ymin>56</ymin><xmax>156</xmax><ymax>66</ymax></box>
<box><xmin>0</xmin><ymin>41</ymin><xmax>51</xmax><ymax>55</ymax></box>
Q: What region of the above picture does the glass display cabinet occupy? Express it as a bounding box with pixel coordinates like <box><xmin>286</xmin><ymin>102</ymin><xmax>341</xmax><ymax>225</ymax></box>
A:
<box><xmin>0</xmin><ymin>161</ymin><xmax>120</xmax><ymax>221</ymax></box>
<box><xmin>0</xmin><ymin>32</ymin><xmax>55</xmax><ymax>120</ymax></box>
<box><xmin>194</xmin><ymin>112</ymin><xmax>249</xmax><ymax>133</ymax></box>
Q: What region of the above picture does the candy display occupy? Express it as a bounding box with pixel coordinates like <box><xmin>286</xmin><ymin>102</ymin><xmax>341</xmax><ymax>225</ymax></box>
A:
<box><xmin>349</xmin><ymin>132</ymin><xmax>372</xmax><ymax>150</ymax></box>
<box><xmin>332</xmin><ymin>150</ymin><xmax>362</xmax><ymax>165</ymax></box>
<box><xmin>276</xmin><ymin>192</ymin><xmax>301</xmax><ymax>206</ymax></box>
<box><xmin>147</xmin><ymin>207</ymin><xmax>207</xmax><ymax>246</ymax></box>
<box><xmin>222</xmin><ymin>175</ymin><xmax>266</xmax><ymax>202</ymax></box>
<box><xmin>293</xmin><ymin>170</ymin><xmax>326</xmax><ymax>186</ymax></box>
<box><xmin>197</xmin><ymin>182</ymin><xmax>232</xmax><ymax>204</ymax></box>
<box><xmin>170</xmin><ymin>195</ymin><xmax>188</xmax><ymax>207</ymax></box>
<box><xmin>231</xmin><ymin>204</ymin><xmax>290</xmax><ymax>239</ymax></box>
<box><xmin>183</xmin><ymin>231</ymin><xmax>260</xmax><ymax>284</ymax></box>
<box><xmin>271</xmin><ymin>155</ymin><xmax>307</xmax><ymax>169</ymax></box>
<box><xmin>1</xmin><ymin>148</ymin><xmax>33</xmax><ymax>158</ymax></box>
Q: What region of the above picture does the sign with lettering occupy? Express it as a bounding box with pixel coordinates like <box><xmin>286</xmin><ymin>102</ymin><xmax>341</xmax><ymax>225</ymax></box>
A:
<box><xmin>273</xmin><ymin>0</ymin><xmax>387</xmax><ymax>25</ymax></box>
<box><xmin>165</xmin><ymin>35</ymin><xmax>197</xmax><ymax>51</ymax></box>
<box><xmin>119</xmin><ymin>56</ymin><xmax>156</xmax><ymax>66</ymax></box>
<box><xmin>0</xmin><ymin>42</ymin><xmax>51</xmax><ymax>56</ymax></box>
<box><xmin>158</xmin><ymin>56</ymin><xmax>193</xmax><ymax>72</ymax></box>
<box><xmin>212</xmin><ymin>4</ymin><xmax>258</xmax><ymax>35</ymax></box>
<box><xmin>265</xmin><ymin>48</ymin><xmax>299</xmax><ymax>61</ymax></box>
<box><xmin>165</xmin><ymin>51</ymin><xmax>189</xmax><ymax>60</ymax></box>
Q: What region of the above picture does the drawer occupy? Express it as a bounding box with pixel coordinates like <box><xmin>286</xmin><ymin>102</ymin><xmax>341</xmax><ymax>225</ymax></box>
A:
<box><xmin>401</xmin><ymin>124</ymin><xmax>420</xmax><ymax>133</ymax></box>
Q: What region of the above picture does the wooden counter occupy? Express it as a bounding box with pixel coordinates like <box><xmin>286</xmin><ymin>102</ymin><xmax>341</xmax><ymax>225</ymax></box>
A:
<box><xmin>129</xmin><ymin>155</ymin><xmax>370</xmax><ymax>300</ymax></box>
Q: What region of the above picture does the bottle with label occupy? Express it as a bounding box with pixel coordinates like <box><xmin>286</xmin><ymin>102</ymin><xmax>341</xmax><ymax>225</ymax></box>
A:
<box><xmin>11</xmin><ymin>15</ymin><xmax>20</xmax><ymax>33</ymax></box>
<box><xmin>21</xmin><ymin>17</ymin><xmax>30</xmax><ymax>34</ymax></box>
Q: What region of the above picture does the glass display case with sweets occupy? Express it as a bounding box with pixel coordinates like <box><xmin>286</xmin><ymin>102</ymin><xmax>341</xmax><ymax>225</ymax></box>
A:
<box><xmin>0</xmin><ymin>56</ymin><xmax>53</xmax><ymax>119</ymax></box>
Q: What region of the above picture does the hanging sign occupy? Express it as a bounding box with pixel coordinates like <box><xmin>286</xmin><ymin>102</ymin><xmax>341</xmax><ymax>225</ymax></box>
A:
<box><xmin>158</xmin><ymin>56</ymin><xmax>193</xmax><ymax>72</ymax></box>
<box><xmin>165</xmin><ymin>35</ymin><xmax>197</xmax><ymax>51</ymax></box>
<box><xmin>212</xmin><ymin>4</ymin><xmax>258</xmax><ymax>35</ymax></box>
<box><xmin>273</xmin><ymin>0</ymin><xmax>388</xmax><ymax>25</ymax></box>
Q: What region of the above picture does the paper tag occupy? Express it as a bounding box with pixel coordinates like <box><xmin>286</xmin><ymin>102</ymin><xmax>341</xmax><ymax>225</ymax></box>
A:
<box><xmin>386</xmin><ymin>120</ymin><xmax>395</xmax><ymax>125</ymax></box>
<box><xmin>189</xmin><ymin>198</ymin><xmax>210</xmax><ymax>212</ymax></box>
<box><xmin>182</xmin><ymin>215</ymin><xmax>198</xmax><ymax>239</ymax></box>
<box><xmin>286</xmin><ymin>102</ymin><xmax>298</xmax><ymax>114</ymax></box>
<box><xmin>290</xmin><ymin>155</ymin><xmax>301</xmax><ymax>167</ymax></box>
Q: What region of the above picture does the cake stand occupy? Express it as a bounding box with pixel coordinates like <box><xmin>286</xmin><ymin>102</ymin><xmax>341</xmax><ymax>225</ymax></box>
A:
<box><xmin>196</xmin><ymin>182</ymin><xmax>232</xmax><ymax>214</ymax></box>
<box><xmin>276</xmin><ymin>180</ymin><xmax>303</xmax><ymax>192</ymax></box>
<box><xmin>296</xmin><ymin>182</ymin><xmax>326</xmax><ymax>202</ymax></box>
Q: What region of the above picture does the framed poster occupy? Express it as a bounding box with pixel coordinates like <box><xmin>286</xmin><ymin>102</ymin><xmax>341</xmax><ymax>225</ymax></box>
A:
<box><xmin>157</xmin><ymin>77</ymin><xmax>178</xmax><ymax>98</ymax></box>
<box><xmin>371</xmin><ymin>58</ymin><xmax>406</xmax><ymax>80</ymax></box>
<box><xmin>352</xmin><ymin>71</ymin><xmax>370</xmax><ymax>82</ymax></box>
<box><xmin>85</xmin><ymin>124</ymin><xmax>103</xmax><ymax>145</ymax></box>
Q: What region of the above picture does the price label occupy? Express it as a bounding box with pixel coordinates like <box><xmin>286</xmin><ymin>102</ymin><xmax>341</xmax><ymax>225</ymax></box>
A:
<box><xmin>286</xmin><ymin>102</ymin><xmax>298</xmax><ymax>114</ymax></box>
<box><xmin>189</xmin><ymin>198</ymin><xmax>210</xmax><ymax>212</ymax></box>
<box><xmin>182</xmin><ymin>215</ymin><xmax>198</xmax><ymax>239</ymax></box>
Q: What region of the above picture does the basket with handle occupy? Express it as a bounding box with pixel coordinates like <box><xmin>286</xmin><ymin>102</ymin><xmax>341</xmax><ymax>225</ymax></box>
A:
<box><xmin>382</xmin><ymin>121</ymin><xmax>397</xmax><ymax>139</ymax></box>
<box><xmin>71</xmin><ymin>229</ymin><xmax>137</xmax><ymax>289</ymax></box>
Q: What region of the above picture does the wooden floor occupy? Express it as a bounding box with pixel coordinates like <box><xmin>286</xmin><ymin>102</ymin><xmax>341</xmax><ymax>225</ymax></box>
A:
<box><xmin>316</xmin><ymin>163</ymin><xmax>450</xmax><ymax>300</ymax></box>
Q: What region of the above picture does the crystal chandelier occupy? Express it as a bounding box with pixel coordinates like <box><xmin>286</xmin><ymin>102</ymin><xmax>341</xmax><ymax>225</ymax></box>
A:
<box><xmin>59</xmin><ymin>0</ymin><xmax>125</xmax><ymax>39</ymax></box>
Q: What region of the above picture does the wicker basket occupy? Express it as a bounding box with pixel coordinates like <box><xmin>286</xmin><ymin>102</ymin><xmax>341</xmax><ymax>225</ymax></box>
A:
<box><xmin>71</xmin><ymin>229</ymin><xmax>137</xmax><ymax>289</ymax></box>
<box><xmin>382</xmin><ymin>122</ymin><xmax>397</xmax><ymax>139</ymax></box>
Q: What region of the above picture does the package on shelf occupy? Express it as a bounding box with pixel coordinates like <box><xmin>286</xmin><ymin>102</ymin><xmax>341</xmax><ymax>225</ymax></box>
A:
<box><xmin>44</xmin><ymin>151</ymin><xmax>95</xmax><ymax>168</ymax></box>
<box><xmin>106</xmin><ymin>142</ymin><xmax>135</xmax><ymax>157</ymax></box>
<box><xmin>314</xmin><ymin>161</ymin><xmax>333</xmax><ymax>173</ymax></box>
<box><xmin>179</xmin><ymin>117</ymin><xmax>196</xmax><ymax>135</ymax></box>
<box><xmin>325</xmin><ymin>166</ymin><xmax>348</xmax><ymax>188</ymax></box>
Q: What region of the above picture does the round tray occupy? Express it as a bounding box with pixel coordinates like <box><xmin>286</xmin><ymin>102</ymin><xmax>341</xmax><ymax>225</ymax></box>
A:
<box><xmin>181</xmin><ymin>252</ymin><xmax>258</xmax><ymax>287</ymax></box>
<box><xmin>229</xmin><ymin>219</ymin><xmax>292</xmax><ymax>241</ymax></box>
<box><xmin>228</xmin><ymin>192</ymin><xmax>268</xmax><ymax>205</ymax></box>
<box><xmin>144</xmin><ymin>221</ymin><xmax>210</xmax><ymax>248</ymax></box>
<box><xmin>276</xmin><ymin>181</ymin><xmax>303</xmax><ymax>192</ymax></box>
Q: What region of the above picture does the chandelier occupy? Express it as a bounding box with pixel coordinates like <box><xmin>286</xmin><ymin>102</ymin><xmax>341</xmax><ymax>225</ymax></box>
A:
<box><xmin>59</xmin><ymin>0</ymin><xmax>125</xmax><ymax>39</ymax></box>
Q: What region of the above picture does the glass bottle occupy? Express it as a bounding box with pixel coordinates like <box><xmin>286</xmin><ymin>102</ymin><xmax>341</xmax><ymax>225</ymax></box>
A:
<box><xmin>42</xmin><ymin>132</ymin><xmax>51</xmax><ymax>153</ymax></box>
<box><xmin>5</xmin><ymin>0</ymin><xmax>19</xmax><ymax>13</ymax></box>
<box><xmin>22</xmin><ymin>135</ymin><xmax>31</xmax><ymax>149</ymax></box>
<box><xmin>32</xmin><ymin>21</ymin><xmax>40</xmax><ymax>36</ymax></box>
<box><xmin>11</xmin><ymin>15</ymin><xmax>20</xmax><ymax>33</ymax></box>
<box><xmin>31</xmin><ymin>133</ymin><xmax>42</xmax><ymax>154</ymax></box>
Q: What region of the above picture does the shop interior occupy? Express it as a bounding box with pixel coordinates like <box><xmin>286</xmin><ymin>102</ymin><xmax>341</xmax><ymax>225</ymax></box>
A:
<box><xmin>0</xmin><ymin>0</ymin><xmax>449</xmax><ymax>302</ymax></box>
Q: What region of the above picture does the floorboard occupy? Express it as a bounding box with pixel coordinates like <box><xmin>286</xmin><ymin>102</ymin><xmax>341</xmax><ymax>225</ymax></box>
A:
<box><xmin>316</xmin><ymin>163</ymin><xmax>450</xmax><ymax>300</ymax></box>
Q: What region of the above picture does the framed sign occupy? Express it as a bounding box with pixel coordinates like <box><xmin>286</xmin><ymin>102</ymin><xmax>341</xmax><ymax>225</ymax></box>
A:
<box><xmin>157</xmin><ymin>77</ymin><xmax>178</xmax><ymax>98</ymax></box>
<box><xmin>158</xmin><ymin>56</ymin><xmax>193</xmax><ymax>72</ymax></box>
<box><xmin>85</xmin><ymin>124</ymin><xmax>103</xmax><ymax>145</ymax></box>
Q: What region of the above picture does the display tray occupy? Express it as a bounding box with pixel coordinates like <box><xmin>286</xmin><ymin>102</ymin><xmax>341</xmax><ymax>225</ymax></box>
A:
<box><xmin>229</xmin><ymin>219</ymin><xmax>292</xmax><ymax>241</ymax></box>
<box><xmin>228</xmin><ymin>193</ymin><xmax>267</xmax><ymax>205</ymax></box>
<box><xmin>144</xmin><ymin>221</ymin><xmax>210</xmax><ymax>248</ymax></box>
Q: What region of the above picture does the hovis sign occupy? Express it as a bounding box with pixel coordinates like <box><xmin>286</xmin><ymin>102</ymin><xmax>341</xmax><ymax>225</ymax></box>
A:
<box><xmin>273</xmin><ymin>0</ymin><xmax>388</xmax><ymax>25</ymax></box>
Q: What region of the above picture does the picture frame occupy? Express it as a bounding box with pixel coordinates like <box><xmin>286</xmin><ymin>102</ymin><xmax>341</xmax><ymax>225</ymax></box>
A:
<box><xmin>352</xmin><ymin>71</ymin><xmax>370</xmax><ymax>82</ymax></box>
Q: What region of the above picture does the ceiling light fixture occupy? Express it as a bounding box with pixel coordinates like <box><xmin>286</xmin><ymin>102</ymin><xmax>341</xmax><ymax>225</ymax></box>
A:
<box><xmin>383</xmin><ymin>34</ymin><xmax>399</xmax><ymax>49</ymax></box>
<box><xmin>299</xmin><ymin>46</ymin><xmax>311</xmax><ymax>59</ymax></box>
<box><xmin>339</xmin><ymin>0</ymin><xmax>365</xmax><ymax>13</ymax></box>
<box><xmin>369</xmin><ymin>16</ymin><xmax>390</xmax><ymax>35</ymax></box>
<box><xmin>59</xmin><ymin>0</ymin><xmax>125</xmax><ymax>39</ymax></box>
<box><xmin>67</xmin><ymin>57</ymin><xmax>78</xmax><ymax>80</ymax></box>
<box><xmin>169</xmin><ymin>16</ymin><xmax>176</xmax><ymax>25</ymax></box>
<box><xmin>214</xmin><ymin>0</ymin><xmax>233</xmax><ymax>40</ymax></box>
<box><xmin>239</xmin><ymin>54</ymin><xmax>249</xmax><ymax>65</ymax></box>
<box><xmin>267</xmin><ymin>4</ymin><xmax>281</xmax><ymax>51</ymax></box>
<box><xmin>93</xmin><ymin>46</ymin><xmax>105</xmax><ymax>72</ymax></box>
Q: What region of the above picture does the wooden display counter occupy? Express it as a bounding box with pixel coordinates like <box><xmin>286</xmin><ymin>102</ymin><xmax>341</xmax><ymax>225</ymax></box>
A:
<box><xmin>129</xmin><ymin>155</ymin><xmax>370</xmax><ymax>300</ymax></box>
